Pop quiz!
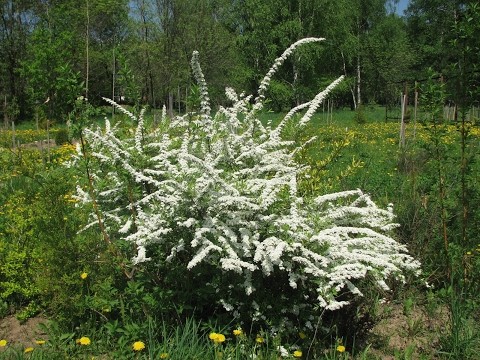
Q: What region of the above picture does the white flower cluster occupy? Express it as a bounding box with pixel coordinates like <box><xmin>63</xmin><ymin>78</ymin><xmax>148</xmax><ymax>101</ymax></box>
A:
<box><xmin>73</xmin><ymin>38</ymin><xmax>420</xmax><ymax>326</ymax></box>
<box><xmin>190</xmin><ymin>50</ymin><xmax>212</xmax><ymax>133</ymax></box>
<box><xmin>254</xmin><ymin>37</ymin><xmax>325</xmax><ymax>114</ymax></box>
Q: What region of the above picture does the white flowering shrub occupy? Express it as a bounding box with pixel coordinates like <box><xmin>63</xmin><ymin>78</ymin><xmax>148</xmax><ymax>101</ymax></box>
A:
<box><xmin>71</xmin><ymin>38</ymin><xmax>420</xmax><ymax>330</ymax></box>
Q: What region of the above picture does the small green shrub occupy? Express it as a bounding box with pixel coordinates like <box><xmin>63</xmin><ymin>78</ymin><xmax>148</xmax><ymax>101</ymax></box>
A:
<box><xmin>266</xmin><ymin>79</ymin><xmax>293</xmax><ymax>112</ymax></box>
<box><xmin>54</xmin><ymin>128</ymin><xmax>70</xmax><ymax>145</ymax></box>
<box><xmin>353</xmin><ymin>105</ymin><xmax>367</xmax><ymax>124</ymax></box>
<box><xmin>0</xmin><ymin>300</ymin><xmax>8</xmax><ymax>318</ymax></box>
<box><xmin>0</xmin><ymin>245</ymin><xmax>40</xmax><ymax>306</ymax></box>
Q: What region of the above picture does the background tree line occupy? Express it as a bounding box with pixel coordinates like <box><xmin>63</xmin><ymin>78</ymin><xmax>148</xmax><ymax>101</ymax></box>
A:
<box><xmin>0</xmin><ymin>0</ymin><xmax>478</xmax><ymax>124</ymax></box>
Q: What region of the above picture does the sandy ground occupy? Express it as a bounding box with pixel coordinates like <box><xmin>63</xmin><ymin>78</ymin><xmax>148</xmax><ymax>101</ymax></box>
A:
<box><xmin>0</xmin><ymin>315</ymin><xmax>48</xmax><ymax>349</ymax></box>
<box><xmin>367</xmin><ymin>302</ymin><xmax>449</xmax><ymax>359</ymax></box>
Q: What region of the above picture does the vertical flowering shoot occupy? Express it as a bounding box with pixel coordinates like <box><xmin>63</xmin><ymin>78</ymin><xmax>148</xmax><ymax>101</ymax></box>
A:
<box><xmin>190</xmin><ymin>50</ymin><xmax>212</xmax><ymax>123</ymax></box>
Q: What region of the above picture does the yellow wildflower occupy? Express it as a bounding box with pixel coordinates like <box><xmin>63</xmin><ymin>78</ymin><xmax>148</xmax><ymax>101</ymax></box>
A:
<box><xmin>233</xmin><ymin>329</ymin><xmax>243</xmax><ymax>336</ymax></box>
<box><xmin>255</xmin><ymin>336</ymin><xmax>264</xmax><ymax>344</ymax></box>
<box><xmin>133</xmin><ymin>341</ymin><xmax>146</xmax><ymax>351</ymax></box>
<box><xmin>78</xmin><ymin>337</ymin><xmax>91</xmax><ymax>345</ymax></box>
<box><xmin>35</xmin><ymin>340</ymin><xmax>46</xmax><ymax>345</ymax></box>
<box><xmin>80</xmin><ymin>272</ymin><xmax>88</xmax><ymax>280</ymax></box>
<box><xmin>209</xmin><ymin>333</ymin><xmax>226</xmax><ymax>344</ymax></box>
<box><xmin>24</xmin><ymin>347</ymin><xmax>34</xmax><ymax>353</ymax></box>
<box><xmin>337</xmin><ymin>345</ymin><xmax>346</xmax><ymax>353</ymax></box>
<box><xmin>293</xmin><ymin>350</ymin><xmax>302</xmax><ymax>357</ymax></box>
<box><xmin>0</xmin><ymin>339</ymin><xmax>6</xmax><ymax>347</ymax></box>
<box><xmin>160</xmin><ymin>353</ymin><xmax>169</xmax><ymax>359</ymax></box>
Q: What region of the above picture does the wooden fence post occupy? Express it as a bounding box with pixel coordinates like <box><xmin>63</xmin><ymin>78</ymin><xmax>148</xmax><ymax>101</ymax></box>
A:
<box><xmin>12</xmin><ymin>121</ymin><xmax>15</xmax><ymax>148</ymax></box>
<box><xmin>400</xmin><ymin>94</ymin><xmax>406</xmax><ymax>148</ymax></box>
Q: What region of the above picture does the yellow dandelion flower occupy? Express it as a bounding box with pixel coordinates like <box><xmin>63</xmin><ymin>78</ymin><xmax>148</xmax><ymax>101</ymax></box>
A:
<box><xmin>255</xmin><ymin>336</ymin><xmax>264</xmax><ymax>344</ymax></box>
<box><xmin>133</xmin><ymin>341</ymin><xmax>146</xmax><ymax>351</ymax></box>
<box><xmin>0</xmin><ymin>339</ymin><xmax>7</xmax><ymax>347</ymax></box>
<box><xmin>293</xmin><ymin>350</ymin><xmax>303</xmax><ymax>357</ymax></box>
<box><xmin>337</xmin><ymin>345</ymin><xmax>346</xmax><ymax>353</ymax></box>
<box><xmin>216</xmin><ymin>334</ymin><xmax>226</xmax><ymax>343</ymax></box>
<box><xmin>35</xmin><ymin>340</ymin><xmax>46</xmax><ymax>345</ymax></box>
<box><xmin>209</xmin><ymin>333</ymin><xmax>226</xmax><ymax>344</ymax></box>
<box><xmin>80</xmin><ymin>272</ymin><xmax>88</xmax><ymax>280</ymax></box>
<box><xmin>160</xmin><ymin>353</ymin><xmax>169</xmax><ymax>359</ymax></box>
<box><xmin>233</xmin><ymin>329</ymin><xmax>243</xmax><ymax>336</ymax></box>
<box><xmin>79</xmin><ymin>337</ymin><xmax>91</xmax><ymax>345</ymax></box>
<box><xmin>466</xmin><ymin>251</ymin><xmax>472</xmax><ymax>255</ymax></box>
<box><xmin>24</xmin><ymin>347</ymin><xmax>34</xmax><ymax>353</ymax></box>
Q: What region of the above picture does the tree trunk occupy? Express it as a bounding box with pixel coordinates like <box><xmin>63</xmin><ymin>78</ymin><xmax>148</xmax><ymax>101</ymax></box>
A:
<box><xmin>293</xmin><ymin>62</ymin><xmax>300</xmax><ymax>106</ymax></box>
<box><xmin>168</xmin><ymin>92</ymin><xmax>173</xmax><ymax>118</ymax></box>
<box><xmin>112</xmin><ymin>45</ymin><xmax>116</xmax><ymax>116</ymax></box>
<box><xmin>356</xmin><ymin>15</ymin><xmax>362</xmax><ymax>108</ymax></box>
<box><xmin>140</xmin><ymin>0</ymin><xmax>154</xmax><ymax>107</ymax></box>
<box><xmin>356</xmin><ymin>53</ymin><xmax>361</xmax><ymax>107</ymax></box>
<box><xmin>177</xmin><ymin>85</ymin><xmax>181</xmax><ymax>113</ymax></box>
<box><xmin>85</xmin><ymin>0</ymin><xmax>90</xmax><ymax>99</ymax></box>
<box><xmin>341</xmin><ymin>51</ymin><xmax>356</xmax><ymax>110</ymax></box>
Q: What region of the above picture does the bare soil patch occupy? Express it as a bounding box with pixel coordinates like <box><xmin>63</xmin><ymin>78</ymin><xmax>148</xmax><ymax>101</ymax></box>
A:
<box><xmin>20</xmin><ymin>139</ymin><xmax>56</xmax><ymax>150</ymax></box>
<box><xmin>0</xmin><ymin>316</ymin><xmax>48</xmax><ymax>348</ymax></box>
<box><xmin>367</xmin><ymin>302</ymin><xmax>449</xmax><ymax>359</ymax></box>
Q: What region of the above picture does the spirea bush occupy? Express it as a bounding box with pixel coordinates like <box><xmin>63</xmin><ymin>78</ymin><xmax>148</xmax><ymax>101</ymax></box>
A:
<box><xmin>70</xmin><ymin>38</ymin><xmax>420</xmax><ymax>330</ymax></box>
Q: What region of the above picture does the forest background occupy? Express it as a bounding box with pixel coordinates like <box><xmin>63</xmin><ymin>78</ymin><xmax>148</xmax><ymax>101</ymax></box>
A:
<box><xmin>1</xmin><ymin>0</ymin><xmax>477</xmax><ymax>124</ymax></box>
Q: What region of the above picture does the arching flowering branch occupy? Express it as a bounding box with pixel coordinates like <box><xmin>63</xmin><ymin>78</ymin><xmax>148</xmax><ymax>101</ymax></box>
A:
<box><xmin>253</xmin><ymin>37</ymin><xmax>326</xmax><ymax>113</ymax></box>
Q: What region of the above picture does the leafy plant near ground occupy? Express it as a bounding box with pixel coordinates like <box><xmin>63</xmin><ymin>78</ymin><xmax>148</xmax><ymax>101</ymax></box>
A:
<box><xmin>69</xmin><ymin>38</ymin><xmax>420</xmax><ymax>336</ymax></box>
<box><xmin>401</xmin><ymin>68</ymin><xmax>480</xmax><ymax>359</ymax></box>
<box><xmin>0</xmin><ymin>316</ymin><xmax>356</xmax><ymax>360</ymax></box>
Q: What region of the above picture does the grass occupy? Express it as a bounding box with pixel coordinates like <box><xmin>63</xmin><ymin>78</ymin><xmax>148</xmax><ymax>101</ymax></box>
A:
<box><xmin>0</xmin><ymin>317</ymin><xmax>348</xmax><ymax>359</ymax></box>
